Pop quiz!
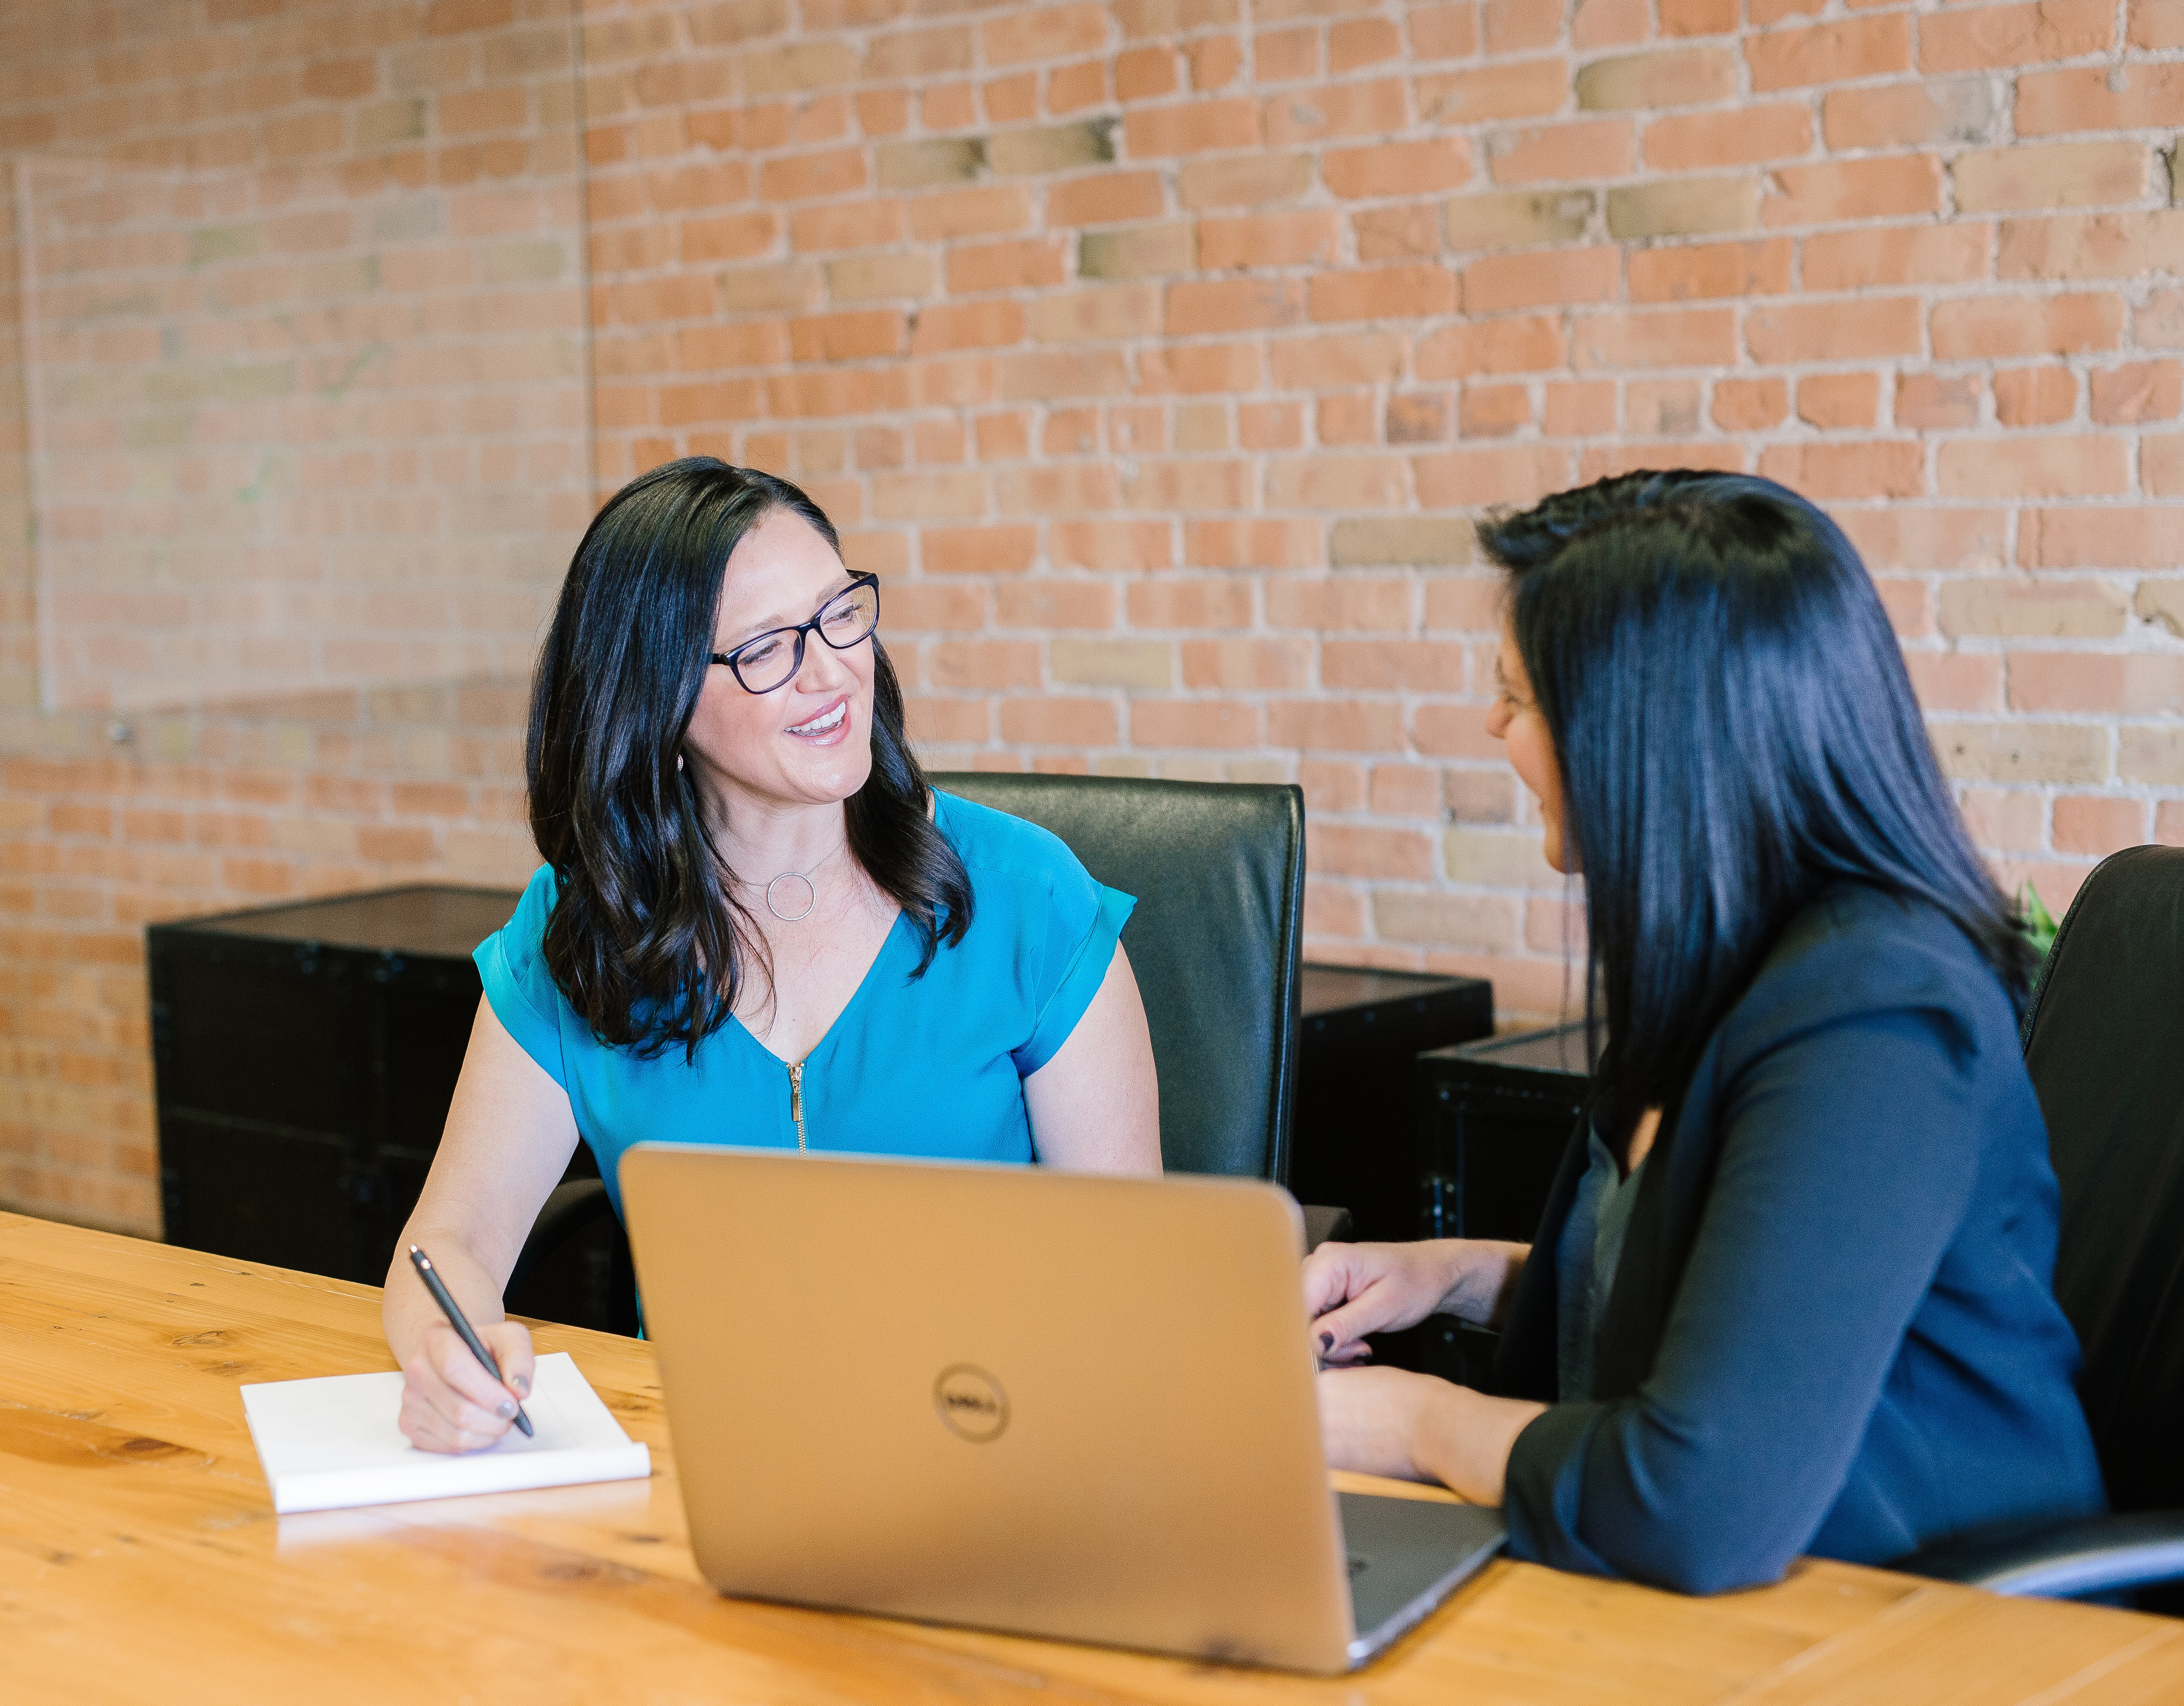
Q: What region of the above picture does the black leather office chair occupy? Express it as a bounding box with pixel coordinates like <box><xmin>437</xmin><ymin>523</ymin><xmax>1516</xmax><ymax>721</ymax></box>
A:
<box><xmin>931</xmin><ymin>772</ymin><xmax>1308</xmax><ymax>1186</ymax></box>
<box><xmin>510</xmin><ymin>772</ymin><xmax>1346</xmax><ymax>1328</ymax></box>
<box><xmin>1899</xmin><ymin>845</ymin><xmax>2184</xmax><ymax>1604</ymax></box>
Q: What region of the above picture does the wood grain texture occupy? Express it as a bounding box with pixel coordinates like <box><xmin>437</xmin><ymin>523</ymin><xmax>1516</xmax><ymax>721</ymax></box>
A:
<box><xmin>0</xmin><ymin>1212</ymin><xmax>2172</xmax><ymax>1705</ymax></box>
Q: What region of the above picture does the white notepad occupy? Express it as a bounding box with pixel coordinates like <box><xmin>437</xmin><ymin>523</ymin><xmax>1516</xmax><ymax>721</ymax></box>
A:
<box><xmin>240</xmin><ymin>1351</ymin><xmax>652</xmax><ymax>1514</ymax></box>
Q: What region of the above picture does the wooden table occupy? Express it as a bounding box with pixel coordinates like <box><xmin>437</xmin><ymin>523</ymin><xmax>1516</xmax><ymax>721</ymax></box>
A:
<box><xmin>3</xmin><ymin>1213</ymin><xmax>2178</xmax><ymax>1704</ymax></box>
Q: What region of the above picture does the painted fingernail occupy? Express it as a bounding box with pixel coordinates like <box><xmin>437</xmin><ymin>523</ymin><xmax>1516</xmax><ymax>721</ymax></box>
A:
<box><xmin>496</xmin><ymin>1399</ymin><xmax>517</xmax><ymax>1420</ymax></box>
<box><xmin>1318</xmin><ymin>1331</ymin><xmax>1334</xmax><ymax>1355</ymax></box>
<box><xmin>512</xmin><ymin>1374</ymin><xmax>531</xmax><ymax>1396</ymax></box>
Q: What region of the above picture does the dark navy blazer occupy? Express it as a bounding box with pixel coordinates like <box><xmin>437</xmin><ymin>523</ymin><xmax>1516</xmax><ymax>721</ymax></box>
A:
<box><xmin>1492</xmin><ymin>883</ymin><xmax>2107</xmax><ymax>1594</ymax></box>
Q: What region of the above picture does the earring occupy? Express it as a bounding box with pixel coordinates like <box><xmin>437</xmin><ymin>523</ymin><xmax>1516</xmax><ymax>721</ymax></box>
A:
<box><xmin>676</xmin><ymin>753</ymin><xmax>685</xmax><ymax>773</ymax></box>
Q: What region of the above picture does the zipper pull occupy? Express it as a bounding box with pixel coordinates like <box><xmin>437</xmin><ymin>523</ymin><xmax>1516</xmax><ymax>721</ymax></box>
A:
<box><xmin>788</xmin><ymin>1059</ymin><xmax>808</xmax><ymax>1152</ymax></box>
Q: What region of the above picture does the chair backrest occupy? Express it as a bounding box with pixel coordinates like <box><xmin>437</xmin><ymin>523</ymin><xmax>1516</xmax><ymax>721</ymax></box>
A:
<box><xmin>2021</xmin><ymin>844</ymin><xmax>2184</xmax><ymax>1514</ymax></box>
<box><xmin>929</xmin><ymin>773</ymin><xmax>1305</xmax><ymax>1184</ymax></box>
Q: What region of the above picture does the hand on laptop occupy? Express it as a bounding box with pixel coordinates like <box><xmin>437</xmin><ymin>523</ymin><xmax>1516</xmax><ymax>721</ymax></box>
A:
<box><xmin>1302</xmin><ymin>1238</ymin><xmax>1532</xmax><ymax>1367</ymax></box>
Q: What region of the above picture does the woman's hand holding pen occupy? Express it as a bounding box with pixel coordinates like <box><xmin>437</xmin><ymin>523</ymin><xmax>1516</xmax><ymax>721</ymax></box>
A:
<box><xmin>397</xmin><ymin>1317</ymin><xmax>536</xmax><ymax>1454</ymax></box>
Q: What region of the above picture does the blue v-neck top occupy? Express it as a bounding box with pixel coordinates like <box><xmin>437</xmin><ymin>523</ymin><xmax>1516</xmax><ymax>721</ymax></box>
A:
<box><xmin>476</xmin><ymin>791</ymin><xmax>1135</xmax><ymax>1218</ymax></box>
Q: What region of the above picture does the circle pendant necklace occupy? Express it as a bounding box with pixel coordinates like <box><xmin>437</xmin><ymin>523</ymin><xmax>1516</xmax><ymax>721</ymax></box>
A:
<box><xmin>763</xmin><ymin>870</ymin><xmax>816</xmax><ymax>922</ymax></box>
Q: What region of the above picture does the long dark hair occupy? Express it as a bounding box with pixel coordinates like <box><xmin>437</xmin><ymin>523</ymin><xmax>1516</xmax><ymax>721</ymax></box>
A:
<box><xmin>527</xmin><ymin>457</ymin><xmax>972</xmax><ymax>1057</ymax></box>
<box><xmin>1479</xmin><ymin>471</ymin><xmax>2033</xmax><ymax>1146</ymax></box>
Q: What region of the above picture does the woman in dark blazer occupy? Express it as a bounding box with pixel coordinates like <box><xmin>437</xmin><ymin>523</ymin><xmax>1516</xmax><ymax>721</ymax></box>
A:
<box><xmin>1305</xmin><ymin>472</ymin><xmax>2106</xmax><ymax>1594</ymax></box>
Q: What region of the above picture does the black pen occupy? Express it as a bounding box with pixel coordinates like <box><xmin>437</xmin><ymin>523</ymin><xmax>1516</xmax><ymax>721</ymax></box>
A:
<box><xmin>408</xmin><ymin>1243</ymin><xmax>533</xmax><ymax>1438</ymax></box>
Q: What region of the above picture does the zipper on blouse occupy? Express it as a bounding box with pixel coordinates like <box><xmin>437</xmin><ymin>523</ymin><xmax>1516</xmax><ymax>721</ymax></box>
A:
<box><xmin>788</xmin><ymin>1059</ymin><xmax>808</xmax><ymax>1152</ymax></box>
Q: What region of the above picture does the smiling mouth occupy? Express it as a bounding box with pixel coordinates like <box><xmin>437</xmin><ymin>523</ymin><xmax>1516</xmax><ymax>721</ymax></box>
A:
<box><xmin>787</xmin><ymin>701</ymin><xmax>847</xmax><ymax>737</ymax></box>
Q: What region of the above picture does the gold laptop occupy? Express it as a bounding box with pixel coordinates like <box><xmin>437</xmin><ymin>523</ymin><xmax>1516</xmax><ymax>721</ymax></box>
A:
<box><xmin>619</xmin><ymin>1145</ymin><xmax>1506</xmax><ymax>1674</ymax></box>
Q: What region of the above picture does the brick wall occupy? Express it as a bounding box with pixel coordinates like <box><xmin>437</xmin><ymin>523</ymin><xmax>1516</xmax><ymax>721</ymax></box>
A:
<box><xmin>4</xmin><ymin>0</ymin><xmax>2181</xmax><ymax>1233</ymax></box>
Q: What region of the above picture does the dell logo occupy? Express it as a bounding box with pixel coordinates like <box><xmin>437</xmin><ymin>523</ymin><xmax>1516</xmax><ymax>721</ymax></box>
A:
<box><xmin>933</xmin><ymin>1363</ymin><xmax>1009</xmax><ymax>1443</ymax></box>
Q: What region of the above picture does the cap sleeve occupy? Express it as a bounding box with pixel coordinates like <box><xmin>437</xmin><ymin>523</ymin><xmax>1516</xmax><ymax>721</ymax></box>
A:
<box><xmin>474</xmin><ymin>865</ymin><xmax>570</xmax><ymax>1089</ymax></box>
<box><xmin>1012</xmin><ymin>872</ymin><xmax>1136</xmax><ymax>1077</ymax></box>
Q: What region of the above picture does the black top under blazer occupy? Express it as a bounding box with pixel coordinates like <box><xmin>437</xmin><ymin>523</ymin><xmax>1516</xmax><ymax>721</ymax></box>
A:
<box><xmin>1492</xmin><ymin>883</ymin><xmax>2107</xmax><ymax>1594</ymax></box>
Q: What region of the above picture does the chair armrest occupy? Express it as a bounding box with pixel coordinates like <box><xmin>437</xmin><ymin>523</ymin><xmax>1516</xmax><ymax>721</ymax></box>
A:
<box><xmin>506</xmin><ymin>1177</ymin><xmax>615</xmax><ymax>1301</ymax></box>
<box><xmin>1896</xmin><ymin>1510</ymin><xmax>2184</xmax><ymax>1598</ymax></box>
<box><xmin>1300</xmin><ymin>1204</ymin><xmax>1352</xmax><ymax>1253</ymax></box>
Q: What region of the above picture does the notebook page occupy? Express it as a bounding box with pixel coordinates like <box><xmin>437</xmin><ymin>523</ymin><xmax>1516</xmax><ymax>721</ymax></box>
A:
<box><xmin>241</xmin><ymin>1352</ymin><xmax>651</xmax><ymax>1514</ymax></box>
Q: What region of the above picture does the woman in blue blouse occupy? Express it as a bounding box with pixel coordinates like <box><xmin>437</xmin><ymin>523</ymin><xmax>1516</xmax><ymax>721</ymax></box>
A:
<box><xmin>1304</xmin><ymin>473</ymin><xmax>2105</xmax><ymax>1591</ymax></box>
<box><xmin>384</xmin><ymin>459</ymin><xmax>1160</xmax><ymax>1453</ymax></box>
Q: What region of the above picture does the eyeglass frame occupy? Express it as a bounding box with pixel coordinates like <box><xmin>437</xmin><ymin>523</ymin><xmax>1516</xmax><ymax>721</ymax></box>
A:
<box><xmin>707</xmin><ymin>573</ymin><xmax>881</xmax><ymax>694</ymax></box>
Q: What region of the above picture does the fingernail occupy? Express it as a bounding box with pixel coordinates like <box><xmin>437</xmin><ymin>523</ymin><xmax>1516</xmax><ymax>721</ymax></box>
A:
<box><xmin>1318</xmin><ymin>1331</ymin><xmax>1333</xmax><ymax>1355</ymax></box>
<box><xmin>496</xmin><ymin>1399</ymin><xmax>517</xmax><ymax>1420</ymax></box>
<box><xmin>512</xmin><ymin>1374</ymin><xmax>531</xmax><ymax>1396</ymax></box>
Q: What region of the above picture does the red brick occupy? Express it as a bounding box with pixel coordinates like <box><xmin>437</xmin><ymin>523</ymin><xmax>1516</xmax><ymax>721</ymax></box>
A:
<box><xmin>1626</xmin><ymin>238</ymin><xmax>1793</xmax><ymax>303</ymax></box>
<box><xmin>1998</xmin><ymin>212</ymin><xmax>2184</xmax><ymax>282</ymax></box>
<box><xmin>2134</xmin><ymin>0</ymin><xmax>2184</xmax><ymax>48</ymax></box>
<box><xmin>2016</xmin><ymin>64</ymin><xmax>2184</xmax><ymax>136</ymax></box>
<box><xmin>1047</xmin><ymin>171</ymin><xmax>1166</xmax><ymax>226</ymax></box>
<box><xmin>1821</xmin><ymin>81</ymin><xmax>2001</xmax><ymax>151</ymax></box>
<box><xmin>1467</xmin><ymin>380</ymin><xmax>1537</xmax><ymax>437</ymax></box>
<box><xmin>1167</xmin><ymin>277</ymin><xmax>1304</xmax><ymax>335</ymax></box>
<box><xmin>1268</xmin><ymin>330</ymin><xmax>1406</xmax><ymax>389</ymax></box>
<box><xmin>1130</xmin><ymin>699</ymin><xmax>1265</xmax><ymax>749</ymax></box>
<box><xmin>1896</xmin><ymin>373</ymin><xmax>1982</xmax><ymax>432</ymax></box>
<box><xmin>1802</xmin><ymin>224</ymin><xmax>1990</xmax><ymax>291</ymax></box>
<box><xmin>2022</xmin><ymin>507</ymin><xmax>2184</xmax><ymax>568</ymax></box>
<box><xmin>1269</xmin><ymin>698</ymin><xmax>1408</xmax><ymax>752</ymax></box>
<box><xmin>1052</xmin><ymin>520</ymin><xmax>1175</xmax><ymax>569</ymax></box>
<box><xmin>1643</xmin><ymin>104</ymin><xmax>1812</xmax><ymax>171</ymax></box>
<box><xmin>1712</xmin><ymin>375</ymin><xmax>1789</xmax><ymax>431</ymax></box>
<box><xmin>982</xmin><ymin>3</ymin><xmax>1110</xmax><ymax>67</ymax></box>
<box><xmin>1756</xmin><ymin>441</ymin><xmax>1925</xmax><ymax>500</ymax></box>
<box><xmin>1254</xmin><ymin>25</ymin><xmax>1319</xmax><ymax>82</ymax></box>
<box><xmin>921</xmin><ymin>525</ymin><xmax>1038</xmax><ymax>575</ymax></box>
<box><xmin>1329</xmin><ymin>16</ymin><xmax>1405</xmax><ymax>71</ymax></box>
<box><xmin>1412</xmin><ymin>445</ymin><xmax>1573</xmax><ymax>506</ymax></box>
<box><xmin>1199</xmin><ymin>210</ymin><xmax>1341</xmax><ymax>270</ymax></box>
<box><xmin>1545</xmin><ymin>379</ymin><xmax>1618</xmax><ymax>434</ymax></box>
<box><xmin>1463</xmin><ymin>246</ymin><xmax>1619</xmax><ymax>312</ymax></box>
<box><xmin>1186</xmin><ymin>518</ymin><xmax>1324</xmax><ymax>569</ymax></box>
<box><xmin>1417</xmin><ymin>58</ymin><xmax>1570</xmax><ymax>124</ymax></box>
<box><xmin>1919</xmin><ymin>0</ymin><xmax>2115</xmax><ymax>72</ymax></box>
<box><xmin>908</xmin><ymin>185</ymin><xmax>1035</xmax><ymax>241</ymax></box>
<box><xmin>1410</xmin><ymin>3</ymin><xmax>1483</xmax><ymax>59</ymax></box>
<box><xmin>1932</xmin><ymin>294</ymin><xmax>2124</xmax><ymax>361</ymax></box>
<box><xmin>1488</xmin><ymin>119</ymin><xmax>1636</xmax><ymax>184</ymax></box>
<box><xmin>1311</xmin><ymin>264</ymin><xmax>1458</xmax><ymax>322</ymax></box>
<box><xmin>1176</xmin><ymin>153</ymin><xmax>1313</xmax><ymax>209</ymax></box>
<box><xmin>1264</xmin><ymin>78</ymin><xmax>1410</xmax><ymax>145</ymax></box>
<box><xmin>2053</xmin><ymin>796</ymin><xmax>2150</xmax><ymax>857</ymax></box>
<box><xmin>1797</xmin><ymin>373</ymin><xmax>1881</xmax><ymax>431</ymax></box>
<box><xmin>1661</xmin><ymin>0</ymin><xmax>1738</xmax><ymax>31</ymax></box>
<box><xmin>1186</xmin><ymin>35</ymin><xmax>1244</xmax><ymax>90</ymax></box>
<box><xmin>1124</xmin><ymin>97</ymin><xmax>1259</xmax><ymax>156</ymax></box>
<box><xmin>912</xmin><ymin>298</ymin><xmax>1027</xmax><ymax>353</ymax></box>
<box><xmin>1953</xmin><ymin>142</ymin><xmax>2154</xmax><ymax>213</ymax></box>
<box><xmin>1763</xmin><ymin>156</ymin><xmax>1944</xmax><ymax>226</ymax></box>
<box><xmin>947</xmin><ymin>237</ymin><xmax>1068</xmax><ymax>293</ymax></box>
<box><xmin>1936</xmin><ymin>435</ymin><xmax>2130</xmax><ymax>498</ymax></box>
<box><xmin>1324</xmin><ymin>138</ymin><xmax>1473</xmax><ymax>199</ymax></box>
<box><xmin>1748</xmin><ymin>15</ymin><xmax>1912</xmax><ymax>90</ymax></box>
<box><xmin>1747</xmin><ymin>297</ymin><xmax>1922</xmax><ymax>364</ymax></box>
<box><xmin>1418</xmin><ymin>315</ymin><xmax>1570</xmax><ymax>376</ymax></box>
<box><xmin>1182</xmin><ymin>638</ymin><xmax>1314</xmax><ymax>690</ymax></box>
<box><xmin>2090</xmin><ymin>362</ymin><xmax>2183</xmax><ymax>426</ymax></box>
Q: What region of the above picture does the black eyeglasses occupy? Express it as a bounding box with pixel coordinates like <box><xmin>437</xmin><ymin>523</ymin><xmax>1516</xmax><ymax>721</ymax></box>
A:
<box><xmin>709</xmin><ymin>575</ymin><xmax>880</xmax><ymax>694</ymax></box>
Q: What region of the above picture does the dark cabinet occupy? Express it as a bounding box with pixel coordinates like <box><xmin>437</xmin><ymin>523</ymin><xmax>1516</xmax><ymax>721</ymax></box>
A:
<box><xmin>1392</xmin><ymin>1022</ymin><xmax>1592</xmax><ymax>1384</ymax></box>
<box><xmin>1289</xmin><ymin>965</ymin><xmax>1494</xmax><ymax>1241</ymax></box>
<box><xmin>148</xmin><ymin>885</ymin><xmax>594</xmax><ymax>1289</ymax></box>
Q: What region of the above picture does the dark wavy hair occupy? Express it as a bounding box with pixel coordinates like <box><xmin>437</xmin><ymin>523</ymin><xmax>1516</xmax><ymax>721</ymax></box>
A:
<box><xmin>527</xmin><ymin>457</ymin><xmax>972</xmax><ymax>1057</ymax></box>
<box><xmin>1479</xmin><ymin>470</ymin><xmax>2033</xmax><ymax>1146</ymax></box>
